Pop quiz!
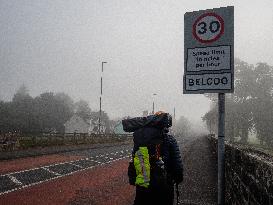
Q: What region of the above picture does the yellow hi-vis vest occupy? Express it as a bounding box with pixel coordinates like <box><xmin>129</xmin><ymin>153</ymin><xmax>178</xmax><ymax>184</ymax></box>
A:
<box><xmin>134</xmin><ymin>147</ymin><xmax>150</xmax><ymax>188</ymax></box>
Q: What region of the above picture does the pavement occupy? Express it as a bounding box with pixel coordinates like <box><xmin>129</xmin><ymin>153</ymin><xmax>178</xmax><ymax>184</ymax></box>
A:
<box><xmin>179</xmin><ymin>135</ymin><xmax>217</xmax><ymax>205</ymax></box>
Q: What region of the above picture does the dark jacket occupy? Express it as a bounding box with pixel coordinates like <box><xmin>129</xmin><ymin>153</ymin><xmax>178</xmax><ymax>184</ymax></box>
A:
<box><xmin>133</xmin><ymin>127</ymin><xmax>183</xmax><ymax>183</ymax></box>
<box><xmin>132</xmin><ymin>127</ymin><xmax>183</xmax><ymax>205</ymax></box>
<box><xmin>161</xmin><ymin>131</ymin><xmax>183</xmax><ymax>184</ymax></box>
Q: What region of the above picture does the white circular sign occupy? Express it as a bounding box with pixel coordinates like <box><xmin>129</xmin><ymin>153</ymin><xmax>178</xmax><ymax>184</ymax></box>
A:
<box><xmin>193</xmin><ymin>13</ymin><xmax>224</xmax><ymax>43</ymax></box>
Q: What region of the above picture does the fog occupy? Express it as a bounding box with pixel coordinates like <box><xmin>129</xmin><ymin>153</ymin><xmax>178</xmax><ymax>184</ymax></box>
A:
<box><xmin>1</xmin><ymin>0</ymin><xmax>273</xmax><ymax>125</ymax></box>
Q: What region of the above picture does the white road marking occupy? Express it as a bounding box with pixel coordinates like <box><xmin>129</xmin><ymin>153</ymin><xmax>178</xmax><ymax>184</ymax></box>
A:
<box><xmin>7</xmin><ymin>175</ymin><xmax>22</xmax><ymax>186</ymax></box>
<box><xmin>41</xmin><ymin>167</ymin><xmax>61</xmax><ymax>176</ymax></box>
<box><xmin>2</xmin><ymin>158</ymin><xmax>87</xmax><ymax>177</ymax></box>
<box><xmin>0</xmin><ymin>164</ymin><xmax>97</xmax><ymax>196</ymax></box>
<box><xmin>0</xmin><ymin>149</ymin><xmax>131</xmax><ymax>196</ymax></box>
<box><xmin>90</xmin><ymin>159</ymin><xmax>101</xmax><ymax>164</ymax></box>
<box><xmin>67</xmin><ymin>162</ymin><xmax>83</xmax><ymax>169</ymax></box>
<box><xmin>2</xmin><ymin>167</ymin><xmax>42</xmax><ymax>177</ymax></box>
<box><xmin>95</xmin><ymin>154</ymin><xmax>105</xmax><ymax>158</ymax></box>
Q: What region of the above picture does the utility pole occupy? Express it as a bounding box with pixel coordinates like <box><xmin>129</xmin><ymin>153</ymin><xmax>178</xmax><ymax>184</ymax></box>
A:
<box><xmin>99</xmin><ymin>61</ymin><xmax>107</xmax><ymax>134</ymax></box>
<box><xmin>172</xmin><ymin>107</ymin><xmax>176</xmax><ymax>135</ymax></box>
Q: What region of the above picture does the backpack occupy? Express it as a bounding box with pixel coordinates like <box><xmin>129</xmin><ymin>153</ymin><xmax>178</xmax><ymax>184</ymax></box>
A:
<box><xmin>123</xmin><ymin>113</ymin><xmax>172</xmax><ymax>189</ymax></box>
<box><xmin>127</xmin><ymin>127</ymin><xmax>169</xmax><ymax>190</ymax></box>
<box><xmin>122</xmin><ymin>113</ymin><xmax>172</xmax><ymax>133</ymax></box>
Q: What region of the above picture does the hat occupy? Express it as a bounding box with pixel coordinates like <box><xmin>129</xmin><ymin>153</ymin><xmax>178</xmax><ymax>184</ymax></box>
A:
<box><xmin>154</xmin><ymin>111</ymin><xmax>165</xmax><ymax>116</ymax></box>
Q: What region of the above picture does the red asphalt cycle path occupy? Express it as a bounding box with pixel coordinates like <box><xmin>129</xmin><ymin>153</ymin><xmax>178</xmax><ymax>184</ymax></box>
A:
<box><xmin>0</xmin><ymin>158</ymin><xmax>135</xmax><ymax>205</ymax></box>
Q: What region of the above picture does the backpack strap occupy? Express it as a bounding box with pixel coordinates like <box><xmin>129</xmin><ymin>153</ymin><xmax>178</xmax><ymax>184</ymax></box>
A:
<box><xmin>155</xmin><ymin>144</ymin><xmax>161</xmax><ymax>160</ymax></box>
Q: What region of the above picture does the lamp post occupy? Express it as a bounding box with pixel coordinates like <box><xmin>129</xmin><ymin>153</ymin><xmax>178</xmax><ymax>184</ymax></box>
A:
<box><xmin>152</xmin><ymin>93</ymin><xmax>157</xmax><ymax>114</ymax></box>
<box><xmin>99</xmin><ymin>61</ymin><xmax>107</xmax><ymax>134</ymax></box>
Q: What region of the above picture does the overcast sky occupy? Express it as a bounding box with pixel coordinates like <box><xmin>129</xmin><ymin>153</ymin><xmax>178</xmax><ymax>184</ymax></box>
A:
<box><xmin>1</xmin><ymin>0</ymin><xmax>273</xmax><ymax>123</ymax></box>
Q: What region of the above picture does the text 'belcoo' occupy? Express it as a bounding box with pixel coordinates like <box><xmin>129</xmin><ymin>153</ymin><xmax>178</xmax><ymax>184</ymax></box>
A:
<box><xmin>188</xmin><ymin>76</ymin><xmax>228</xmax><ymax>86</ymax></box>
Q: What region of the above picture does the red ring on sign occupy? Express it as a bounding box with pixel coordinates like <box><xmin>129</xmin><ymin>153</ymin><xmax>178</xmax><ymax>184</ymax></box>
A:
<box><xmin>192</xmin><ymin>12</ymin><xmax>224</xmax><ymax>44</ymax></box>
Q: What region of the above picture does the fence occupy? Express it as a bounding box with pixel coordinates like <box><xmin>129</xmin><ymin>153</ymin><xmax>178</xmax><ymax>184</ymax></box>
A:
<box><xmin>0</xmin><ymin>133</ymin><xmax>133</xmax><ymax>151</ymax></box>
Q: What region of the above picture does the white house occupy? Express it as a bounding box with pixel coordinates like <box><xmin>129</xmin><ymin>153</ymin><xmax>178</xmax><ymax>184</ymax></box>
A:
<box><xmin>64</xmin><ymin>115</ymin><xmax>90</xmax><ymax>133</ymax></box>
<box><xmin>64</xmin><ymin>114</ymin><xmax>107</xmax><ymax>134</ymax></box>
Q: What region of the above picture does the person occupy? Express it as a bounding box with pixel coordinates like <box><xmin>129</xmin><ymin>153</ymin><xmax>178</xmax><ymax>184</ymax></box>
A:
<box><xmin>132</xmin><ymin>111</ymin><xmax>183</xmax><ymax>205</ymax></box>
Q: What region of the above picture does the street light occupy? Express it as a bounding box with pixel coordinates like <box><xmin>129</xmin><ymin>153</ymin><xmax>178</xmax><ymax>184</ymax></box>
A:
<box><xmin>152</xmin><ymin>93</ymin><xmax>157</xmax><ymax>114</ymax></box>
<box><xmin>173</xmin><ymin>107</ymin><xmax>176</xmax><ymax>121</ymax></box>
<box><xmin>99</xmin><ymin>61</ymin><xmax>107</xmax><ymax>134</ymax></box>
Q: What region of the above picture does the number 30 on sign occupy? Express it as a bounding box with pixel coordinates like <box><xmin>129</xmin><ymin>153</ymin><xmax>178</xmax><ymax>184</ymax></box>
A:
<box><xmin>193</xmin><ymin>13</ymin><xmax>224</xmax><ymax>43</ymax></box>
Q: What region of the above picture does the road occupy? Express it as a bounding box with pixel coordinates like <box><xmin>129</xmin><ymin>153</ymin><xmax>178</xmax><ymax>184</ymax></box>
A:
<box><xmin>0</xmin><ymin>136</ymin><xmax>217</xmax><ymax>205</ymax></box>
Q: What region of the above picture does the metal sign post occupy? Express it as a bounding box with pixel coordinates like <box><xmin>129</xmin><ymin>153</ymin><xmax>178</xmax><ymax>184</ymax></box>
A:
<box><xmin>218</xmin><ymin>93</ymin><xmax>225</xmax><ymax>204</ymax></box>
<box><xmin>184</xmin><ymin>6</ymin><xmax>234</xmax><ymax>205</ymax></box>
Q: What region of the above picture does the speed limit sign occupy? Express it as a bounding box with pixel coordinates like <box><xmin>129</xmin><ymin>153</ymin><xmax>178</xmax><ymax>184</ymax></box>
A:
<box><xmin>183</xmin><ymin>6</ymin><xmax>234</xmax><ymax>94</ymax></box>
<box><xmin>193</xmin><ymin>13</ymin><xmax>224</xmax><ymax>43</ymax></box>
<box><xmin>183</xmin><ymin>7</ymin><xmax>234</xmax><ymax>205</ymax></box>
